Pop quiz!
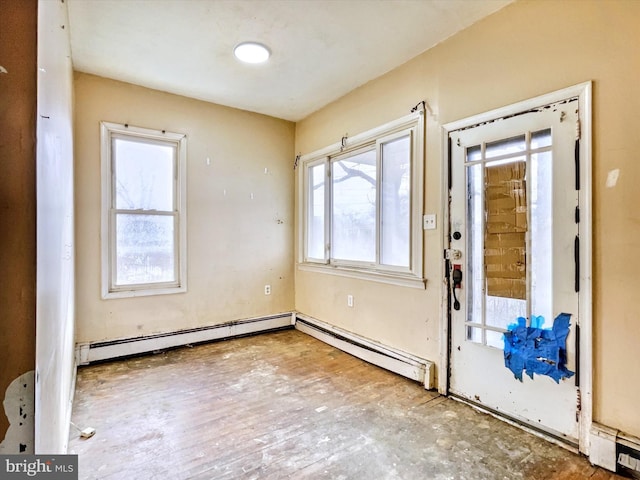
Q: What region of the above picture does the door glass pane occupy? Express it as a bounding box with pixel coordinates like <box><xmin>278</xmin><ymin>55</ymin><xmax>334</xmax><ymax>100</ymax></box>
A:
<box><xmin>332</xmin><ymin>150</ymin><xmax>377</xmax><ymax>262</ymax></box>
<box><xmin>486</xmin><ymin>330</ymin><xmax>505</xmax><ymax>349</ymax></box>
<box><xmin>530</xmin><ymin>148</ymin><xmax>553</xmax><ymax>328</ymax></box>
<box><xmin>380</xmin><ymin>135</ymin><xmax>411</xmax><ymax>267</ymax></box>
<box><xmin>467</xmin><ymin>326</ymin><xmax>483</xmax><ymax>344</ymax></box>
<box><xmin>466</xmin><ymin>162</ymin><xmax>484</xmax><ymax>336</ymax></box>
<box><xmin>467</xmin><ymin>145</ymin><xmax>482</xmax><ymax>162</ymax></box>
<box><xmin>114</xmin><ymin>138</ymin><xmax>175</xmax><ymax>211</ymax></box>
<box><xmin>531</xmin><ymin>128</ymin><xmax>552</xmax><ymax>149</ymax></box>
<box><xmin>307</xmin><ymin>163</ymin><xmax>325</xmax><ymax>260</ymax></box>
<box><xmin>486</xmin><ymin>134</ymin><xmax>525</xmax><ymax>159</ymax></box>
<box><xmin>115</xmin><ymin>214</ymin><xmax>175</xmax><ymax>285</ymax></box>
<box><xmin>485</xmin><ymin>296</ymin><xmax>526</xmax><ymax>330</ymax></box>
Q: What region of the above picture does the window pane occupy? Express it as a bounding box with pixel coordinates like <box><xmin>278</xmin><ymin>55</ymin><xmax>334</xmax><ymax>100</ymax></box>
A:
<box><xmin>381</xmin><ymin>135</ymin><xmax>411</xmax><ymax>267</ymax></box>
<box><xmin>307</xmin><ymin>163</ymin><xmax>325</xmax><ymax>259</ymax></box>
<box><xmin>486</xmin><ymin>134</ymin><xmax>525</xmax><ymax>159</ymax></box>
<box><xmin>115</xmin><ymin>214</ymin><xmax>175</xmax><ymax>285</ymax></box>
<box><xmin>331</xmin><ymin>150</ymin><xmax>376</xmax><ymax>262</ymax></box>
<box><xmin>114</xmin><ymin>138</ymin><xmax>175</xmax><ymax>211</ymax></box>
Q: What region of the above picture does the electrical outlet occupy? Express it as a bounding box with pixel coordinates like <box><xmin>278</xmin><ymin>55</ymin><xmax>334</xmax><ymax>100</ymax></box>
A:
<box><xmin>264</xmin><ymin>285</ymin><xmax>271</xmax><ymax>295</ymax></box>
<box><xmin>347</xmin><ymin>294</ymin><xmax>354</xmax><ymax>307</ymax></box>
<box><xmin>423</xmin><ymin>214</ymin><xmax>437</xmax><ymax>230</ymax></box>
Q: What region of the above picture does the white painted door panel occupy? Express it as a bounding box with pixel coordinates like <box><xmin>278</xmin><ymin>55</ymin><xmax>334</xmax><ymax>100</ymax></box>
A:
<box><xmin>448</xmin><ymin>103</ymin><xmax>581</xmax><ymax>444</ymax></box>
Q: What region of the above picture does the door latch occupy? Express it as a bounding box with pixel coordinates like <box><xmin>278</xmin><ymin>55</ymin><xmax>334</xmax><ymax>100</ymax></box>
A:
<box><xmin>445</xmin><ymin>249</ymin><xmax>462</xmax><ymax>260</ymax></box>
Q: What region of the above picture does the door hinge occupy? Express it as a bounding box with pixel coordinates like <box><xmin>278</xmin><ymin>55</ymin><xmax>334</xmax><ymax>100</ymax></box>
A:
<box><xmin>575</xmin><ymin>118</ymin><xmax>581</xmax><ymax>141</ymax></box>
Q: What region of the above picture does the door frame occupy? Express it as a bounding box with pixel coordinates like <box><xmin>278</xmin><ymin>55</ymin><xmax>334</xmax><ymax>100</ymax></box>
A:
<box><xmin>439</xmin><ymin>82</ymin><xmax>592</xmax><ymax>454</ymax></box>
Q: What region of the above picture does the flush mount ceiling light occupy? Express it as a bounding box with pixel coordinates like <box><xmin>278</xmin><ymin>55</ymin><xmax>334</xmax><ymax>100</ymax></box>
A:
<box><xmin>234</xmin><ymin>42</ymin><xmax>271</xmax><ymax>64</ymax></box>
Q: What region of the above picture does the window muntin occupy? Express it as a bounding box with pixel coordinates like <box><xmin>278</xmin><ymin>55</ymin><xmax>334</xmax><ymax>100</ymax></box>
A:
<box><xmin>101</xmin><ymin>122</ymin><xmax>187</xmax><ymax>298</ymax></box>
<box><xmin>299</xmin><ymin>112</ymin><xmax>424</xmax><ymax>286</ymax></box>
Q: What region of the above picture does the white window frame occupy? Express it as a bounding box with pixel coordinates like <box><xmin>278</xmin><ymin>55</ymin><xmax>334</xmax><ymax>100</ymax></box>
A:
<box><xmin>100</xmin><ymin>122</ymin><xmax>187</xmax><ymax>299</ymax></box>
<box><xmin>297</xmin><ymin>111</ymin><xmax>425</xmax><ymax>288</ymax></box>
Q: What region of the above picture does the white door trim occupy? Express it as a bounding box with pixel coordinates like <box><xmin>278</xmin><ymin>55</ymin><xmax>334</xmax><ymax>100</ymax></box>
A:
<box><xmin>439</xmin><ymin>82</ymin><xmax>592</xmax><ymax>454</ymax></box>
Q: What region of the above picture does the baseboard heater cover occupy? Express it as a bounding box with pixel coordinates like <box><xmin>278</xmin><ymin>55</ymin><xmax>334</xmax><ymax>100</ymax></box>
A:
<box><xmin>590</xmin><ymin>423</ymin><xmax>640</xmax><ymax>476</ymax></box>
<box><xmin>76</xmin><ymin>313</ymin><xmax>295</xmax><ymax>365</ymax></box>
<box><xmin>294</xmin><ymin>314</ymin><xmax>435</xmax><ymax>389</ymax></box>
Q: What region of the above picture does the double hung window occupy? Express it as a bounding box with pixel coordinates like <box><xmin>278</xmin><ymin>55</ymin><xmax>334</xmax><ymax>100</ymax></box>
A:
<box><xmin>101</xmin><ymin>122</ymin><xmax>187</xmax><ymax>298</ymax></box>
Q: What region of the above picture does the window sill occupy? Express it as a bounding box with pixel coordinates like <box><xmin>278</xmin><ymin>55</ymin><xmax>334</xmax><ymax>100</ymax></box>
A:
<box><xmin>102</xmin><ymin>284</ymin><xmax>187</xmax><ymax>300</ymax></box>
<box><xmin>297</xmin><ymin>262</ymin><xmax>426</xmax><ymax>289</ymax></box>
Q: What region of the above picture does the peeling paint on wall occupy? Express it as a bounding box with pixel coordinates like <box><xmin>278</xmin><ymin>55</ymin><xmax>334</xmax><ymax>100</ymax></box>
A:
<box><xmin>503</xmin><ymin>314</ymin><xmax>574</xmax><ymax>383</ymax></box>
<box><xmin>0</xmin><ymin>371</ymin><xmax>34</xmax><ymax>454</ymax></box>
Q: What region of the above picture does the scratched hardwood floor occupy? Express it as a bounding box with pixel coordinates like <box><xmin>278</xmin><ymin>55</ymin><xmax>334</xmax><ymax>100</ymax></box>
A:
<box><xmin>69</xmin><ymin>329</ymin><xmax>624</xmax><ymax>480</ymax></box>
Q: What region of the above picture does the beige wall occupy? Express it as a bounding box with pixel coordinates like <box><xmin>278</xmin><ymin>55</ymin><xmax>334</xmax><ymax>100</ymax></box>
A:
<box><xmin>0</xmin><ymin>0</ymin><xmax>37</xmax><ymax>453</ymax></box>
<box><xmin>74</xmin><ymin>73</ymin><xmax>295</xmax><ymax>343</ymax></box>
<box><xmin>295</xmin><ymin>0</ymin><xmax>640</xmax><ymax>437</ymax></box>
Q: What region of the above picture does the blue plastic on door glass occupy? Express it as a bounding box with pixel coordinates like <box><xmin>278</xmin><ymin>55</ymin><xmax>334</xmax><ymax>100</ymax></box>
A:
<box><xmin>503</xmin><ymin>313</ymin><xmax>574</xmax><ymax>383</ymax></box>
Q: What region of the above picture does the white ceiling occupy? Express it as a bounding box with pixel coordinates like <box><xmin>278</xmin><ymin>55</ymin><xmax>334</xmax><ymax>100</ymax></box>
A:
<box><xmin>67</xmin><ymin>0</ymin><xmax>512</xmax><ymax>122</ymax></box>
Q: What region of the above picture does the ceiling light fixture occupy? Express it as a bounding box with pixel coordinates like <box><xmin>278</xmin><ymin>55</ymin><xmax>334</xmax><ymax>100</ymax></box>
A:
<box><xmin>234</xmin><ymin>42</ymin><xmax>271</xmax><ymax>64</ymax></box>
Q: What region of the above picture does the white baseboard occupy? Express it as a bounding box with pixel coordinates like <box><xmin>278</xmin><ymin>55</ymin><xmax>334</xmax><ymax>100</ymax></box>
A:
<box><xmin>294</xmin><ymin>314</ymin><xmax>435</xmax><ymax>389</ymax></box>
<box><xmin>75</xmin><ymin>313</ymin><xmax>295</xmax><ymax>365</ymax></box>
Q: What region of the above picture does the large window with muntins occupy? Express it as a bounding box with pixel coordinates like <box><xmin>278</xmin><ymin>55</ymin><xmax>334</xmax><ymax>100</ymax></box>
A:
<box><xmin>298</xmin><ymin>112</ymin><xmax>425</xmax><ymax>287</ymax></box>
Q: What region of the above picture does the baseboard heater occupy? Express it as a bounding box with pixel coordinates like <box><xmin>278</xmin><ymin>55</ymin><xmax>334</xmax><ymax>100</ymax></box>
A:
<box><xmin>591</xmin><ymin>423</ymin><xmax>640</xmax><ymax>477</ymax></box>
<box><xmin>76</xmin><ymin>313</ymin><xmax>294</xmax><ymax>365</ymax></box>
<box><xmin>294</xmin><ymin>314</ymin><xmax>435</xmax><ymax>389</ymax></box>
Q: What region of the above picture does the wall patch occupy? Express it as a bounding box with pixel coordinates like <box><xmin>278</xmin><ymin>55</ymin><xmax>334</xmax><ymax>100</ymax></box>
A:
<box><xmin>605</xmin><ymin>168</ymin><xmax>620</xmax><ymax>188</ymax></box>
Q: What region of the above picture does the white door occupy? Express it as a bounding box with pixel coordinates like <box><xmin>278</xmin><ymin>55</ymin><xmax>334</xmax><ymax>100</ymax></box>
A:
<box><xmin>448</xmin><ymin>101</ymin><xmax>582</xmax><ymax>445</ymax></box>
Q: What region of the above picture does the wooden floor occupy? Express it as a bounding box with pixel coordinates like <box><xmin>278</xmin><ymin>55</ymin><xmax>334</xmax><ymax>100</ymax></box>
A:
<box><xmin>69</xmin><ymin>329</ymin><xmax>623</xmax><ymax>480</ymax></box>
